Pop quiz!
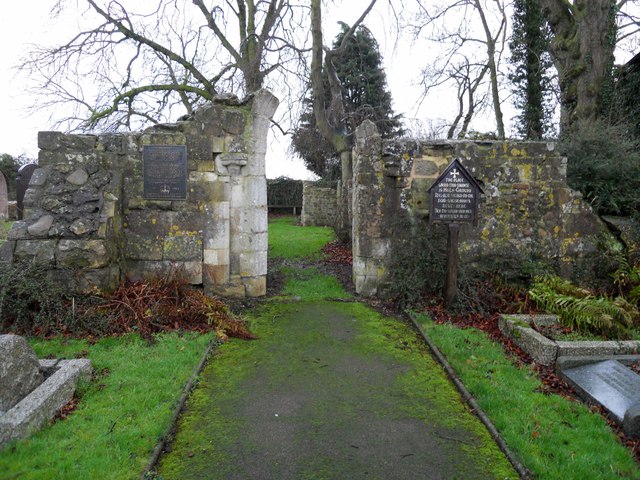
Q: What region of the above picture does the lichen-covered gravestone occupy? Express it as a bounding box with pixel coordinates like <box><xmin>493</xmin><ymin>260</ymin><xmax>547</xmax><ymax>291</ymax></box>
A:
<box><xmin>0</xmin><ymin>171</ymin><xmax>8</xmax><ymax>221</ymax></box>
<box><xmin>0</xmin><ymin>335</ymin><xmax>44</xmax><ymax>414</ymax></box>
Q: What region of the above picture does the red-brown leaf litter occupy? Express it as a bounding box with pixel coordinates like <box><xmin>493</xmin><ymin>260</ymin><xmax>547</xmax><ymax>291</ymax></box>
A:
<box><xmin>322</xmin><ymin>240</ymin><xmax>353</xmax><ymax>265</ymax></box>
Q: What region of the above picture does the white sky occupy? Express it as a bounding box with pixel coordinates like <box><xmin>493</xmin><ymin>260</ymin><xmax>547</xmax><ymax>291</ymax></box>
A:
<box><xmin>0</xmin><ymin>2</ymin><xmax>636</xmax><ymax>179</ymax></box>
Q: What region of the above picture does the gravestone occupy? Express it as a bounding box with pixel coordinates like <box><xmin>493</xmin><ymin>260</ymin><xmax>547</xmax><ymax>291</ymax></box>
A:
<box><xmin>0</xmin><ymin>335</ymin><xmax>44</xmax><ymax>414</ymax></box>
<box><xmin>561</xmin><ymin>360</ymin><xmax>640</xmax><ymax>436</ymax></box>
<box><xmin>0</xmin><ymin>171</ymin><xmax>7</xmax><ymax>221</ymax></box>
<box><xmin>16</xmin><ymin>163</ymin><xmax>38</xmax><ymax>220</ymax></box>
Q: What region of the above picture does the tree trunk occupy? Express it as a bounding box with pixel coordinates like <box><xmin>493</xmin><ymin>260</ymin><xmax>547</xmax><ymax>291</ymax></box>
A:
<box><xmin>540</xmin><ymin>0</ymin><xmax>616</xmax><ymax>132</ymax></box>
<box><xmin>475</xmin><ymin>0</ymin><xmax>506</xmax><ymax>139</ymax></box>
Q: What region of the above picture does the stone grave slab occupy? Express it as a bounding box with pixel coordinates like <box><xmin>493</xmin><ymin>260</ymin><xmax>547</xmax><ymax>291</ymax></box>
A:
<box><xmin>561</xmin><ymin>359</ymin><xmax>640</xmax><ymax>436</ymax></box>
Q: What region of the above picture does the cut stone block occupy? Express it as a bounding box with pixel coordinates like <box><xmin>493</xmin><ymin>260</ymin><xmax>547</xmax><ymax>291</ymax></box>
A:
<box><xmin>556</xmin><ymin>340</ymin><xmax>640</xmax><ymax>358</ymax></box>
<box><xmin>0</xmin><ymin>335</ymin><xmax>44</xmax><ymax>412</ymax></box>
<box><xmin>0</xmin><ymin>359</ymin><xmax>92</xmax><ymax>447</ymax></box>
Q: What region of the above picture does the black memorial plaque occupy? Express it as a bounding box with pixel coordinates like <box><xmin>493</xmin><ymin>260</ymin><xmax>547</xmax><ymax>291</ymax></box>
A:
<box><xmin>143</xmin><ymin>145</ymin><xmax>187</xmax><ymax>200</ymax></box>
<box><xmin>428</xmin><ymin>158</ymin><xmax>482</xmax><ymax>225</ymax></box>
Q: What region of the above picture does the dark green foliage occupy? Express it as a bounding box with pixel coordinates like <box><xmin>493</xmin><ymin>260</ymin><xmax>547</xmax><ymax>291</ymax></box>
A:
<box><xmin>267</xmin><ymin>177</ymin><xmax>303</xmax><ymax>207</ymax></box>
<box><xmin>0</xmin><ymin>153</ymin><xmax>24</xmax><ymax>201</ymax></box>
<box><xmin>613</xmin><ymin>252</ymin><xmax>640</xmax><ymax>307</ymax></box>
<box><xmin>612</xmin><ymin>54</ymin><xmax>640</xmax><ymax>140</ymax></box>
<box><xmin>387</xmin><ymin>219</ymin><xmax>447</xmax><ymax>308</ymax></box>
<box><xmin>508</xmin><ymin>0</ymin><xmax>555</xmax><ymax>139</ymax></box>
<box><xmin>289</xmin><ymin>105</ymin><xmax>341</xmax><ymax>180</ymax></box>
<box><xmin>562</xmin><ymin>119</ymin><xmax>640</xmax><ymax>217</ymax></box>
<box><xmin>291</xmin><ymin>23</ymin><xmax>402</xmax><ymax>179</ymax></box>
<box><xmin>529</xmin><ymin>275</ymin><xmax>639</xmax><ymax>339</ymax></box>
<box><xmin>0</xmin><ymin>262</ymin><xmax>85</xmax><ymax>336</ymax></box>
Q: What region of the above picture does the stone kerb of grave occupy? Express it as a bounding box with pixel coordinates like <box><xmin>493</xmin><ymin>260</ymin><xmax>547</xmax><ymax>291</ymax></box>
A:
<box><xmin>499</xmin><ymin>315</ymin><xmax>640</xmax><ymax>366</ymax></box>
<box><xmin>0</xmin><ymin>334</ymin><xmax>92</xmax><ymax>448</ymax></box>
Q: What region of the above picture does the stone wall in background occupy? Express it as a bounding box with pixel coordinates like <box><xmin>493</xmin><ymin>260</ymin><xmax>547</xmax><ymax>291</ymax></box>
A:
<box><xmin>301</xmin><ymin>181</ymin><xmax>338</xmax><ymax>227</ymax></box>
<box><xmin>352</xmin><ymin>120</ymin><xmax>620</xmax><ymax>297</ymax></box>
<box><xmin>0</xmin><ymin>90</ymin><xmax>279</xmax><ymax>297</ymax></box>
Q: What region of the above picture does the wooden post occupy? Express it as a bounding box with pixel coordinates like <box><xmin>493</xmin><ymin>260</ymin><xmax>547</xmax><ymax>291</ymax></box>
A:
<box><xmin>444</xmin><ymin>223</ymin><xmax>460</xmax><ymax>307</ymax></box>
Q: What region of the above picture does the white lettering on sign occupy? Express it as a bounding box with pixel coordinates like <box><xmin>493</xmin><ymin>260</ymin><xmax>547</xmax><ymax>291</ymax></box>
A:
<box><xmin>430</xmin><ymin>167</ymin><xmax>478</xmax><ymax>223</ymax></box>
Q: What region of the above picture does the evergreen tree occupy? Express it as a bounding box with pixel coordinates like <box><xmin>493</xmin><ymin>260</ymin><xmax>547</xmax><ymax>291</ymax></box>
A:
<box><xmin>292</xmin><ymin>23</ymin><xmax>402</xmax><ymax>179</ymax></box>
<box><xmin>509</xmin><ymin>0</ymin><xmax>554</xmax><ymax>140</ymax></box>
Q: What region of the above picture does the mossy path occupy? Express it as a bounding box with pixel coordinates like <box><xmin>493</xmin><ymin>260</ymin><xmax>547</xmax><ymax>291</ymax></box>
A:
<box><xmin>157</xmin><ymin>218</ymin><xmax>517</xmax><ymax>479</ymax></box>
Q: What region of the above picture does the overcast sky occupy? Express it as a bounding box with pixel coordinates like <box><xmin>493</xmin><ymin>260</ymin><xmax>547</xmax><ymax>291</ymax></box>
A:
<box><xmin>0</xmin><ymin>2</ymin><xmax>636</xmax><ymax>179</ymax></box>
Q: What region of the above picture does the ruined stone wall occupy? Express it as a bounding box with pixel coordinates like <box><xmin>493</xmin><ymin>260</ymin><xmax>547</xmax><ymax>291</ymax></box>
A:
<box><xmin>301</xmin><ymin>181</ymin><xmax>338</xmax><ymax>227</ymax></box>
<box><xmin>0</xmin><ymin>90</ymin><xmax>279</xmax><ymax>297</ymax></box>
<box><xmin>352</xmin><ymin>120</ymin><xmax>619</xmax><ymax>297</ymax></box>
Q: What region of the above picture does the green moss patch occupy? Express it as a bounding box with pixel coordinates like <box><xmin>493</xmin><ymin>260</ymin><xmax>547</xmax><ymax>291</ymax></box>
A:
<box><xmin>158</xmin><ymin>301</ymin><xmax>516</xmax><ymax>479</ymax></box>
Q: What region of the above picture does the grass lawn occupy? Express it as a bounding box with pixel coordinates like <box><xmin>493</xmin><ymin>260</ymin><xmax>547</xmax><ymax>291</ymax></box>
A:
<box><xmin>415</xmin><ymin>314</ymin><xmax>640</xmax><ymax>479</ymax></box>
<box><xmin>268</xmin><ymin>216</ymin><xmax>334</xmax><ymax>259</ymax></box>
<box><xmin>0</xmin><ymin>333</ymin><xmax>212</xmax><ymax>480</ymax></box>
<box><xmin>0</xmin><ymin>220</ymin><xmax>12</xmax><ymax>246</ymax></box>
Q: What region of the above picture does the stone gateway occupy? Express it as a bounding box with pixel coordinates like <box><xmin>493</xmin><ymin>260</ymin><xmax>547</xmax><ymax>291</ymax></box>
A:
<box><xmin>0</xmin><ymin>90</ymin><xmax>279</xmax><ymax>297</ymax></box>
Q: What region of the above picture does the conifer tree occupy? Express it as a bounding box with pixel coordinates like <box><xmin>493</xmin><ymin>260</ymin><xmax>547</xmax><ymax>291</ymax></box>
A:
<box><xmin>509</xmin><ymin>0</ymin><xmax>554</xmax><ymax>139</ymax></box>
<box><xmin>292</xmin><ymin>23</ymin><xmax>402</xmax><ymax>179</ymax></box>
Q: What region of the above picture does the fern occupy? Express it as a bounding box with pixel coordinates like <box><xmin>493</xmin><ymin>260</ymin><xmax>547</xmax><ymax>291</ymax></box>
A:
<box><xmin>612</xmin><ymin>250</ymin><xmax>640</xmax><ymax>307</ymax></box>
<box><xmin>529</xmin><ymin>275</ymin><xmax>639</xmax><ymax>338</ymax></box>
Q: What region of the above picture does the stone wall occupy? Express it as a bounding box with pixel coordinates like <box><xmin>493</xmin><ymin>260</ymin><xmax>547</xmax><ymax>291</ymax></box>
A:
<box><xmin>352</xmin><ymin>120</ymin><xmax>619</xmax><ymax>297</ymax></box>
<box><xmin>0</xmin><ymin>90</ymin><xmax>279</xmax><ymax>297</ymax></box>
<box><xmin>301</xmin><ymin>181</ymin><xmax>338</xmax><ymax>227</ymax></box>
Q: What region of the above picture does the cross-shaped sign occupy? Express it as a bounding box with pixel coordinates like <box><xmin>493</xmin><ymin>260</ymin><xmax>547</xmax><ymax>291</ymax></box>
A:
<box><xmin>451</xmin><ymin>169</ymin><xmax>460</xmax><ymax>180</ymax></box>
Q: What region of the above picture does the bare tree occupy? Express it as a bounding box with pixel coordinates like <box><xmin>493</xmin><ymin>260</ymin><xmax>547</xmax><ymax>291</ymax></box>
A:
<box><xmin>411</xmin><ymin>0</ymin><xmax>508</xmax><ymax>139</ymax></box>
<box><xmin>310</xmin><ymin>0</ymin><xmax>378</xmax><ymax>183</ymax></box>
<box><xmin>22</xmin><ymin>0</ymin><xmax>308</xmax><ymax>131</ymax></box>
<box><xmin>420</xmin><ymin>56</ymin><xmax>490</xmax><ymax>139</ymax></box>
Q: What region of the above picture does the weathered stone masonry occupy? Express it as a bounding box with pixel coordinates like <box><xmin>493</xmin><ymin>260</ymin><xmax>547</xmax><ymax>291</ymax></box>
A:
<box><xmin>0</xmin><ymin>90</ymin><xmax>279</xmax><ymax>297</ymax></box>
<box><xmin>301</xmin><ymin>181</ymin><xmax>338</xmax><ymax>227</ymax></box>
<box><xmin>352</xmin><ymin>120</ymin><xmax>620</xmax><ymax>297</ymax></box>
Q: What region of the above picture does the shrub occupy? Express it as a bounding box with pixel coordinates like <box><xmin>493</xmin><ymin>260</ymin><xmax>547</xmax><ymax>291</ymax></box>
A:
<box><xmin>0</xmin><ymin>262</ymin><xmax>253</xmax><ymax>339</ymax></box>
<box><xmin>267</xmin><ymin>177</ymin><xmax>303</xmax><ymax>208</ymax></box>
<box><xmin>528</xmin><ymin>275</ymin><xmax>640</xmax><ymax>338</ymax></box>
<box><xmin>562</xmin><ymin>120</ymin><xmax>640</xmax><ymax>217</ymax></box>
<box><xmin>387</xmin><ymin>218</ymin><xmax>447</xmax><ymax>308</ymax></box>
<box><xmin>612</xmin><ymin>251</ymin><xmax>640</xmax><ymax>307</ymax></box>
<box><xmin>0</xmin><ymin>262</ymin><xmax>76</xmax><ymax>335</ymax></box>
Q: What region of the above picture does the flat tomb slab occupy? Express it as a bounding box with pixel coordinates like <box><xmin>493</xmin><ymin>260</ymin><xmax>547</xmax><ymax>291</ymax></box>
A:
<box><xmin>561</xmin><ymin>360</ymin><xmax>640</xmax><ymax>436</ymax></box>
